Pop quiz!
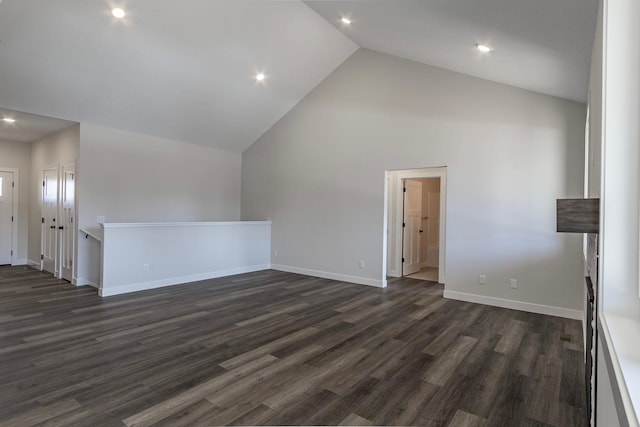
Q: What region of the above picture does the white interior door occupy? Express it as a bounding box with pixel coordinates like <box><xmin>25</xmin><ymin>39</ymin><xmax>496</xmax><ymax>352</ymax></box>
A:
<box><xmin>0</xmin><ymin>171</ymin><xmax>14</xmax><ymax>265</ymax></box>
<box><xmin>403</xmin><ymin>180</ymin><xmax>422</xmax><ymax>275</ymax></box>
<box><xmin>426</xmin><ymin>191</ymin><xmax>440</xmax><ymax>268</ymax></box>
<box><xmin>60</xmin><ymin>164</ymin><xmax>75</xmax><ymax>281</ymax></box>
<box><xmin>42</xmin><ymin>168</ymin><xmax>58</xmax><ymax>273</ymax></box>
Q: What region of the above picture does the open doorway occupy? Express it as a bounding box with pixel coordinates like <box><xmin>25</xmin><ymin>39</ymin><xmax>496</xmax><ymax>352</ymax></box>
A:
<box><xmin>384</xmin><ymin>167</ymin><xmax>446</xmax><ymax>284</ymax></box>
<box><xmin>403</xmin><ymin>177</ymin><xmax>440</xmax><ymax>281</ymax></box>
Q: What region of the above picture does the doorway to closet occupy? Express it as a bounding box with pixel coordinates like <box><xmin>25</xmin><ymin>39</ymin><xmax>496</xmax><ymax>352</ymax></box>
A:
<box><xmin>403</xmin><ymin>177</ymin><xmax>440</xmax><ymax>282</ymax></box>
<box><xmin>384</xmin><ymin>167</ymin><xmax>446</xmax><ymax>284</ymax></box>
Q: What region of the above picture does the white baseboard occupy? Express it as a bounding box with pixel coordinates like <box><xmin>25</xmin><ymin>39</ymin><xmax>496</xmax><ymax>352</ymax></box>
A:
<box><xmin>443</xmin><ymin>290</ymin><xmax>583</xmax><ymax>320</ymax></box>
<box><xmin>271</xmin><ymin>264</ymin><xmax>386</xmax><ymax>288</ymax></box>
<box><xmin>13</xmin><ymin>258</ymin><xmax>27</xmax><ymax>266</ymax></box>
<box><xmin>27</xmin><ymin>259</ymin><xmax>40</xmax><ymax>268</ymax></box>
<box><xmin>99</xmin><ymin>264</ymin><xmax>271</xmax><ymax>297</ymax></box>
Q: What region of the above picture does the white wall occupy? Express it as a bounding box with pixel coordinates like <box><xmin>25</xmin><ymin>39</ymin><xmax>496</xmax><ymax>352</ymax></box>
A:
<box><xmin>592</xmin><ymin>0</ymin><xmax>640</xmax><ymax>423</ymax></box>
<box><xmin>77</xmin><ymin>123</ymin><xmax>242</xmax><ymax>285</ymax></box>
<box><xmin>597</xmin><ymin>339</ymin><xmax>622</xmax><ymax>427</ymax></box>
<box><xmin>0</xmin><ymin>140</ymin><xmax>31</xmax><ymax>262</ymax></box>
<box><xmin>29</xmin><ymin>125</ymin><xmax>79</xmax><ymax>264</ymax></box>
<box><xmin>242</xmin><ymin>48</ymin><xmax>586</xmax><ymax>316</ymax></box>
<box><xmin>100</xmin><ymin>221</ymin><xmax>270</xmax><ymax>296</ymax></box>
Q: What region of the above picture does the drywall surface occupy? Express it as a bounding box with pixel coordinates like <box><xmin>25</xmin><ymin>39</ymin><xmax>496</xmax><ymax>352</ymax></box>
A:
<box><xmin>597</xmin><ymin>338</ymin><xmax>622</xmax><ymax>427</ymax></box>
<box><xmin>29</xmin><ymin>125</ymin><xmax>79</xmax><ymax>264</ymax></box>
<box><xmin>100</xmin><ymin>222</ymin><xmax>270</xmax><ymax>296</ymax></box>
<box><xmin>594</xmin><ymin>0</ymin><xmax>640</xmax><ymax>423</ymax></box>
<box><xmin>77</xmin><ymin>123</ymin><xmax>241</xmax><ymax>285</ymax></box>
<box><xmin>0</xmin><ymin>140</ymin><xmax>31</xmax><ymax>262</ymax></box>
<box><xmin>242</xmin><ymin>48</ymin><xmax>586</xmax><ymax>314</ymax></box>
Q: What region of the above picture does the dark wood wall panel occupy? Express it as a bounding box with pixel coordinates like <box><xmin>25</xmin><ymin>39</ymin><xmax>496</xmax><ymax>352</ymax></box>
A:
<box><xmin>556</xmin><ymin>198</ymin><xmax>599</xmax><ymax>233</ymax></box>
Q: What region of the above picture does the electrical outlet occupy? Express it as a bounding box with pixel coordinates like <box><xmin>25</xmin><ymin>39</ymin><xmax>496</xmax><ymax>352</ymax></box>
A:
<box><xmin>274</xmin><ymin>250</ymin><xmax>278</xmax><ymax>257</ymax></box>
<box><xmin>510</xmin><ymin>279</ymin><xmax>518</xmax><ymax>289</ymax></box>
<box><xmin>479</xmin><ymin>275</ymin><xmax>487</xmax><ymax>285</ymax></box>
<box><xmin>359</xmin><ymin>260</ymin><xmax>365</xmax><ymax>269</ymax></box>
<box><xmin>97</xmin><ymin>215</ymin><xmax>106</xmax><ymax>224</ymax></box>
<box><xmin>143</xmin><ymin>264</ymin><xmax>149</xmax><ymax>272</ymax></box>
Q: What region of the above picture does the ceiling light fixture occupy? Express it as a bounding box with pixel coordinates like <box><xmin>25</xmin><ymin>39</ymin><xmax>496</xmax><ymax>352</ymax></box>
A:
<box><xmin>476</xmin><ymin>44</ymin><xmax>492</xmax><ymax>53</ymax></box>
<box><xmin>2</xmin><ymin>118</ymin><xmax>16</xmax><ymax>123</ymax></box>
<box><xmin>341</xmin><ymin>17</ymin><xmax>352</xmax><ymax>25</ymax></box>
<box><xmin>112</xmin><ymin>8</ymin><xmax>125</xmax><ymax>18</ymax></box>
<box><xmin>255</xmin><ymin>73</ymin><xmax>265</xmax><ymax>81</ymax></box>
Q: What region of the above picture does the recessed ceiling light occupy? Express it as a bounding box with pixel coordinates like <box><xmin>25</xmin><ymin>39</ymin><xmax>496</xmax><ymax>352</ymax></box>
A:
<box><xmin>2</xmin><ymin>118</ymin><xmax>16</xmax><ymax>123</ymax></box>
<box><xmin>112</xmin><ymin>8</ymin><xmax>125</xmax><ymax>18</ymax></box>
<box><xmin>476</xmin><ymin>44</ymin><xmax>492</xmax><ymax>53</ymax></box>
<box><xmin>255</xmin><ymin>73</ymin><xmax>265</xmax><ymax>81</ymax></box>
<box><xmin>341</xmin><ymin>17</ymin><xmax>352</xmax><ymax>25</ymax></box>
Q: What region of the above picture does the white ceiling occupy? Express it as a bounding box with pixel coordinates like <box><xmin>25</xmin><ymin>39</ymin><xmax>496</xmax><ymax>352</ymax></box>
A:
<box><xmin>0</xmin><ymin>108</ymin><xmax>76</xmax><ymax>143</ymax></box>
<box><xmin>305</xmin><ymin>0</ymin><xmax>598</xmax><ymax>103</ymax></box>
<box><xmin>0</xmin><ymin>1</ymin><xmax>357</xmax><ymax>151</ymax></box>
<box><xmin>0</xmin><ymin>0</ymin><xmax>597</xmax><ymax>151</ymax></box>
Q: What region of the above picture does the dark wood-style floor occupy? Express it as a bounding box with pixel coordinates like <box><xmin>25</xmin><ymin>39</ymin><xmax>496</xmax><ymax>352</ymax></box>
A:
<box><xmin>0</xmin><ymin>266</ymin><xmax>587</xmax><ymax>426</ymax></box>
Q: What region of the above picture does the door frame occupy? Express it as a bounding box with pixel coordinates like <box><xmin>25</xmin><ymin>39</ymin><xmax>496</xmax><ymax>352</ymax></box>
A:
<box><xmin>0</xmin><ymin>167</ymin><xmax>19</xmax><ymax>266</ymax></box>
<box><xmin>384</xmin><ymin>167</ymin><xmax>447</xmax><ymax>283</ymax></box>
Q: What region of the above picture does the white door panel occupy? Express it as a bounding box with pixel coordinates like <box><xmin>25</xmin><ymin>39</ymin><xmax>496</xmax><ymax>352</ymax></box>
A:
<box><xmin>402</xmin><ymin>180</ymin><xmax>422</xmax><ymax>275</ymax></box>
<box><xmin>42</xmin><ymin>168</ymin><xmax>58</xmax><ymax>274</ymax></box>
<box><xmin>0</xmin><ymin>171</ymin><xmax>13</xmax><ymax>265</ymax></box>
<box><xmin>426</xmin><ymin>191</ymin><xmax>440</xmax><ymax>267</ymax></box>
<box><xmin>60</xmin><ymin>165</ymin><xmax>75</xmax><ymax>281</ymax></box>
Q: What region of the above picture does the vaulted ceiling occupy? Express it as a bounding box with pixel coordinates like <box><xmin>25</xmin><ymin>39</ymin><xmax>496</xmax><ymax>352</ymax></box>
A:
<box><xmin>0</xmin><ymin>0</ymin><xmax>598</xmax><ymax>151</ymax></box>
<box><xmin>305</xmin><ymin>0</ymin><xmax>598</xmax><ymax>103</ymax></box>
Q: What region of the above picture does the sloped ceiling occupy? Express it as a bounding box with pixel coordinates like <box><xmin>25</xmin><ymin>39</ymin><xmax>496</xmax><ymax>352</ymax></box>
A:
<box><xmin>0</xmin><ymin>0</ymin><xmax>597</xmax><ymax>150</ymax></box>
<box><xmin>305</xmin><ymin>0</ymin><xmax>598</xmax><ymax>103</ymax></box>
<box><xmin>0</xmin><ymin>108</ymin><xmax>76</xmax><ymax>143</ymax></box>
<box><xmin>0</xmin><ymin>1</ymin><xmax>357</xmax><ymax>150</ymax></box>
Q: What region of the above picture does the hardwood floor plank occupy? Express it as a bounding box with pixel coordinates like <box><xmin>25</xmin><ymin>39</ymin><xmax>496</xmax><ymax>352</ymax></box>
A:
<box><xmin>525</xmin><ymin>354</ymin><xmax>563</xmax><ymax>425</ymax></box>
<box><xmin>422</xmin><ymin>335</ymin><xmax>477</xmax><ymax>386</ymax></box>
<box><xmin>413</xmin><ymin>372</ymin><xmax>475</xmax><ymax>427</ymax></box>
<box><xmin>123</xmin><ymin>354</ymin><xmax>278</xmax><ymax>426</ymax></box>
<box><xmin>459</xmin><ymin>351</ymin><xmax>510</xmax><ymax>418</ymax></box>
<box><xmin>218</xmin><ymin>326</ymin><xmax>319</xmax><ymax>370</ymax></box>
<box><xmin>263</xmin><ymin>347</ymin><xmax>369</xmax><ymax>410</ymax></box>
<box><xmin>494</xmin><ymin>318</ymin><xmax>527</xmax><ymax>354</ymax></box>
<box><xmin>153</xmin><ymin>399</ymin><xmax>220</xmax><ymax>427</ymax></box>
<box><xmin>263</xmin><ymin>388</ymin><xmax>339</xmax><ymax>426</ymax></box>
<box><xmin>227</xmin><ymin>404</ymin><xmax>279</xmax><ymax>426</ymax></box>
<box><xmin>448</xmin><ymin>409</ymin><xmax>488</xmax><ymax>427</ymax></box>
<box><xmin>339</xmin><ymin>412</ymin><xmax>373</xmax><ymax>426</ymax></box>
<box><xmin>0</xmin><ymin>398</ymin><xmax>81</xmax><ymax>427</ymax></box>
<box><xmin>0</xmin><ymin>266</ymin><xmax>587</xmax><ymax>426</ymax></box>
<box><xmin>387</xmin><ymin>379</ymin><xmax>440</xmax><ymax>425</ymax></box>
<box><xmin>560</xmin><ymin>348</ymin><xmax>587</xmax><ymax>408</ymax></box>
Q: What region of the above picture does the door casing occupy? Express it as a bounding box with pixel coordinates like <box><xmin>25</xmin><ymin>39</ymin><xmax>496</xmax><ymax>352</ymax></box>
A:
<box><xmin>384</xmin><ymin>167</ymin><xmax>447</xmax><ymax>284</ymax></box>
